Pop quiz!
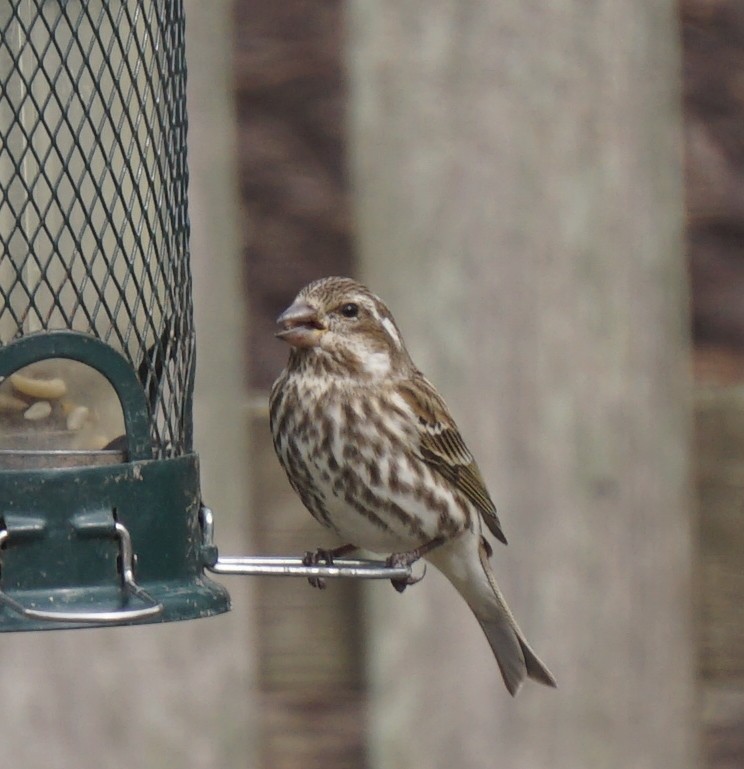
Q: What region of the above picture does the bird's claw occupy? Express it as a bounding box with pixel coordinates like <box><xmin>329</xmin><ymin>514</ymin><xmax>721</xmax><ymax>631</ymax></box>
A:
<box><xmin>386</xmin><ymin>552</ymin><xmax>427</xmax><ymax>593</ymax></box>
<box><xmin>302</xmin><ymin>548</ymin><xmax>334</xmax><ymax>590</ymax></box>
<box><xmin>302</xmin><ymin>543</ymin><xmax>358</xmax><ymax>590</ymax></box>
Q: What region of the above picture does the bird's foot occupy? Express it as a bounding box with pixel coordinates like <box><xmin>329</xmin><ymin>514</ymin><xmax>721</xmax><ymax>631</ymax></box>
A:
<box><xmin>386</xmin><ymin>536</ymin><xmax>446</xmax><ymax>593</ymax></box>
<box><xmin>302</xmin><ymin>543</ymin><xmax>358</xmax><ymax>589</ymax></box>
<box><xmin>386</xmin><ymin>551</ymin><xmax>427</xmax><ymax>593</ymax></box>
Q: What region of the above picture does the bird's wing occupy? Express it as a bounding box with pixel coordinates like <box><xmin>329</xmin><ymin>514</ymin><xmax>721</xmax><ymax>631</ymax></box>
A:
<box><xmin>397</xmin><ymin>374</ymin><xmax>507</xmax><ymax>545</ymax></box>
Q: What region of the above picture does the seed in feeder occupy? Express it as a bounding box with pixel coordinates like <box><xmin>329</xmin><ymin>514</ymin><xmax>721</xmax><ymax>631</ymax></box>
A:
<box><xmin>0</xmin><ymin>392</ymin><xmax>28</xmax><ymax>413</ymax></box>
<box><xmin>66</xmin><ymin>405</ymin><xmax>90</xmax><ymax>431</ymax></box>
<box><xmin>11</xmin><ymin>373</ymin><xmax>67</xmax><ymax>400</ymax></box>
<box><xmin>24</xmin><ymin>401</ymin><xmax>52</xmax><ymax>421</ymax></box>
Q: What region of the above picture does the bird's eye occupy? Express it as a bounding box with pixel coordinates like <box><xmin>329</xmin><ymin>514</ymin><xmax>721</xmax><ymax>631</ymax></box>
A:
<box><xmin>340</xmin><ymin>303</ymin><xmax>359</xmax><ymax>318</ymax></box>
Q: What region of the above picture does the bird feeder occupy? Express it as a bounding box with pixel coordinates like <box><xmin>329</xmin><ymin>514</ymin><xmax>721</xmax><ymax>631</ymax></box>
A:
<box><xmin>0</xmin><ymin>0</ymin><xmax>408</xmax><ymax>632</ymax></box>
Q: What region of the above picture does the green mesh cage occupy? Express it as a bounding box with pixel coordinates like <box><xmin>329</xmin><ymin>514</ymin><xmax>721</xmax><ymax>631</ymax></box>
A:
<box><xmin>0</xmin><ymin>0</ymin><xmax>193</xmax><ymax>457</ymax></box>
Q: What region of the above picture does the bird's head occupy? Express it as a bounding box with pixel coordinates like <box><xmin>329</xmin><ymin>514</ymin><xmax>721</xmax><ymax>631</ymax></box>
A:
<box><xmin>275</xmin><ymin>276</ymin><xmax>412</xmax><ymax>378</ymax></box>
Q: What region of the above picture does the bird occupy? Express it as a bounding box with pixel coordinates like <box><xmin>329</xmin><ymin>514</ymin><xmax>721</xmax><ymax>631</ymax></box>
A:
<box><xmin>269</xmin><ymin>276</ymin><xmax>556</xmax><ymax>696</ymax></box>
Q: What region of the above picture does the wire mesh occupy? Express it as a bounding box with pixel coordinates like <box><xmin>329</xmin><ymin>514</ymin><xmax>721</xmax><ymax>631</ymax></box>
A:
<box><xmin>0</xmin><ymin>0</ymin><xmax>193</xmax><ymax>457</ymax></box>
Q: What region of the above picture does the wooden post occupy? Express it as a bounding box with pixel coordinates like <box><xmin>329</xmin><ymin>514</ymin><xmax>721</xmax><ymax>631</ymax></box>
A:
<box><xmin>696</xmin><ymin>389</ymin><xmax>744</xmax><ymax>765</ymax></box>
<box><xmin>348</xmin><ymin>2</ymin><xmax>698</xmax><ymax>768</ymax></box>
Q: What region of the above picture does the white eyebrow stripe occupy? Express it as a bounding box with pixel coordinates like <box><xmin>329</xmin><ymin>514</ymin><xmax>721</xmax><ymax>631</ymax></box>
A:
<box><xmin>381</xmin><ymin>315</ymin><xmax>402</xmax><ymax>349</ymax></box>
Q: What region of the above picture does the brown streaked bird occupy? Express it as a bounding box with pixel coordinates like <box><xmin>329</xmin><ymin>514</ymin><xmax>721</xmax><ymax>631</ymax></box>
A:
<box><xmin>269</xmin><ymin>276</ymin><xmax>556</xmax><ymax>696</ymax></box>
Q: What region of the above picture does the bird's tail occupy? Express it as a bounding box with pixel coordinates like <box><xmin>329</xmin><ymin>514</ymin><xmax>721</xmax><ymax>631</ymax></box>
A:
<box><xmin>429</xmin><ymin>534</ymin><xmax>556</xmax><ymax>696</ymax></box>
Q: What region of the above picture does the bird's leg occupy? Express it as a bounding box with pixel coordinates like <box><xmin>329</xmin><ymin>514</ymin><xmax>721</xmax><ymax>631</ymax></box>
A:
<box><xmin>303</xmin><ymin>543</ymin><xmax>358</xmax><ymax>589</ymax></box>
<box><xmin>387</xmin><ymin>536</ymin><xmax>447</xmax><ymax>593</ymax></box>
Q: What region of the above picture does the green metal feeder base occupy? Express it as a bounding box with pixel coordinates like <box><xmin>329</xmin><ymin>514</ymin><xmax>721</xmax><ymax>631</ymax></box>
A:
<box><xmin>0</xmin><ymin>454</ymin><xmax>230</xmax><ymax>631</ymax></box>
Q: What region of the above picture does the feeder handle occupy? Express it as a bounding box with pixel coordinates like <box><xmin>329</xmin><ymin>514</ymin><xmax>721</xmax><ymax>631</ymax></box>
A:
<box><xmin>0</xmin><ymin>331</ymin><xmax>152</xmax><ymax>461</ymax></box>
<box><xmin>0</xmin><ymin>524</ymin><xmax>163</xmax><ymax>624</ymax></box>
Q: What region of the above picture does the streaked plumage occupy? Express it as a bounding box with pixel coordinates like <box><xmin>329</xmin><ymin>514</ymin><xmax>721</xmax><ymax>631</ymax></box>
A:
<box><xmin>269</xmin><ymin>276</ymin><xmax>556</xmax><ymax>696</ymax></box>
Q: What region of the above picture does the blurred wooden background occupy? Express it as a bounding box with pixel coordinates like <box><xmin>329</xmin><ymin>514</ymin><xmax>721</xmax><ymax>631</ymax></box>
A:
<box><xmin>0</xmin><ymin>1</ymin><xmax>741</xmax><ymax>768</ymax></box>
<box><xmin>235</xmin><ymin>1</ymin><xmax>744</xmax><ymax>768</ymax></box>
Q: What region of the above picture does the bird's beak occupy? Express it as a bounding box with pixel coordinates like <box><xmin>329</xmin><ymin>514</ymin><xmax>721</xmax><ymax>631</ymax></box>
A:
<box><xmin>275</xmin><ymin>301</ymin><xmax>326</xmax><ymax>348</ymax></box>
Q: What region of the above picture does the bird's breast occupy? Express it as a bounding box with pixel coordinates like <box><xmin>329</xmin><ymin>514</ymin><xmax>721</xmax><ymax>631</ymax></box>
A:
<box><xmin>271</xmin><ymin>374</ymin><xmax>471</xmax><ymax>554</ymax></box>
